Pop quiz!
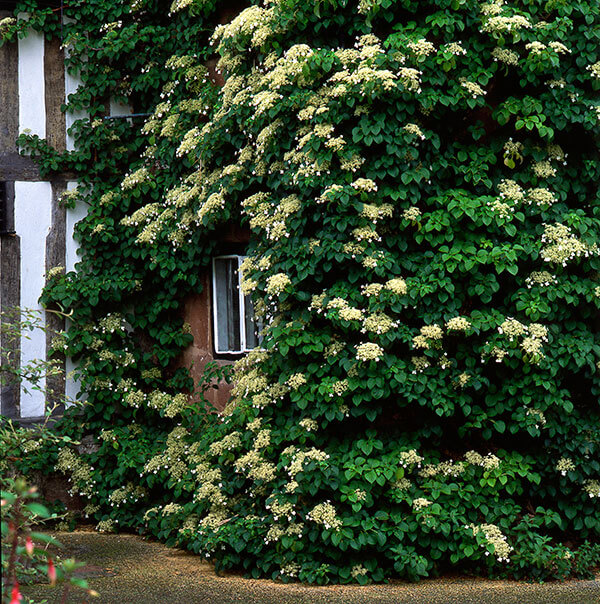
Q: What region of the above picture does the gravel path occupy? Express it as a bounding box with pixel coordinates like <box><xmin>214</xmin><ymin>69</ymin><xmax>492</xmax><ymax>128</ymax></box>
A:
<box><xmin>21</xmin><ymin>531</ymin><xmax>600</xmax><ymax>604</ymax></box>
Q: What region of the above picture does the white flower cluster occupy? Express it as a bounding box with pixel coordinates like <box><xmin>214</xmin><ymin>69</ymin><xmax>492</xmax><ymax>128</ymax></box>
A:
<box><xmin>526</xmin><ymin>188</ymin><xmax>557</xmax><ymax>208</ymax></box>
<box><xmin>121</xmin><ymin>166</ymin><xmax>149</xmax><ymax>190</ymax></box>
<box><xmin>498</xmin><ymin>317</ymin><xmax>526</xmax><ymax>340</ymax></box>
<box><xmin>420</xmin><ymin>460</ymin><xmax>466</xmax><ymax>479</ymax></box>
<box><xmin>541</xmin><ymin>223</ymin><xmax>598</xmax><ymax>266</ymax></box>
<box><xmin>285</xmin><ymin>447</ymin><xmax>330</xmax><ymax>478</ymax></box>
<box><xmin>0</xmin><ymin>17</ymin><xmax>16</xmax><ymax>36</ymax></box>
<box><xmin>47</xmin><ymin>265</ymin><xmax>65</xmax><ymax>279</ymax></box>
<box><xmin>355</xmin><ymin>342</ymin><xmax>384</xmax><ymax>362</ymax></box>
<box><xmin>360</xmin><ymin>203</ymin><xmax>393</xmax><ymax>222</ymax></box>
<box><xmin>583</xmin><ymin>480</ymin><xmax>600</xmax><ymax>498</ymax></box>
<box><xmin>362</xmin><ymin>313</ymin><xmax>397</xmax><ymax>335</ymax></box>
<box><xmin>399</xmin><ymin>449</ymin><xmax>423</xmax><ymax>468</ymax></box>
<box><xmin>460</xmin><ymin>79</ymin><xmax>486</xmax><ymax>98</ymax></box>
<box><xmin>470</xmin><ymin>523</ymin><xmax>513</xmax><ymax>562</ymax></box>
<box><xmin>176</xmin><ymin>127</ymin><xmax>200</xmax><ymax>157</ymax></box>
<box><xmin>108</xmin><ymin>482</ymin><xmax>147</xmax><ymax>508</ymax></box>
<box><xmin>403</xmin><ymin>207</ymin><xmax>422</xmax><ymax>221</ymax></box>
<box><xmin>212</xmin><ymin>5</ymin><xmax>275</xmax><ymax>49</ymax></box>
<box><xmin>403</xmin><ymin>123</ymin><xmax>426</xmax><ymax>140</ymax></box>
<box><xmin>480</xmin><ymin>1</ymin><xmax>503</xmax><ymax>17</ymax></box>
<box><xmin>361</xmin><ymin>283</ymin><xmax>384</xmax><ymax>297</ymax></box>
<box><xmin>411</xmin><ymin>356</ymin><xmax>430</xmax><ymax>374</ymax></box>
<box><xmin>287</xmin><ymin>373</ymin><xmax>307</xmax><ymax>389</ymax></box>
<box><xmin>549</xmin><ymin>41</ymin><xmax>570</xmax><ymax>55</ymax></box>
<box><xmin>446</xmin><ymin>316</ymin><xmax>471</xmax><ymax>332</ymax></box>
<box><xmin>498</xmin><ymin>179</ymin><xmax>524</xmax><ymax>202</ymax></box>
<box><xmin>351</xmin><ymin>564</ymin><xmax>368</xmax><ymax>578</ymax></box>
<box><xmin>482</xmin><ymin>15</ymin><xmax>532</xmax><ymax>35</ymax></box>
<box><xmin>443</xmin><ymin>42</ymin><xmax>466</xmax><ymax>56</ymax></box>
<box><xmin>412</xmin><ymin>497</ymin><xmax>433</xmax><ymax>511</ymax></box>
<box><xmin>280</xmin><ymin>563</ymin><xmax>301</xmax><ymax>578</ymax></box>
<box><xmin>266</xmin><ymin>273</ymin><xmax>291</xmax><ymax>296</ymax></box>
<box><xmin>299</xmin><ymin>418</ymin><xmax>318</xmax><ymax>432</ymax></box>
<box><xmin>464</xmin><ymin>451</ymin><xmax>501</xmax><ymax>470</ymax></box>
<box><xmin>525</xmin><ymin>408</ymin><xmax>546</xmax><ymax>429</ymax></box>
<box><xmin>406</xmin><ymin>38</ymin><xmax>436</xmax><ymax>57</ymax></box>
<box><xmin>307</xmin><ymin>502</ymin><xmax>342</xmax><ymax>530</ymax></box>
<box><xmin>556</xmin><ymin>457</ymin><xmax>576</xmax><ymax>476</ymax></box>
<box><xmin>96</xmin><ymin>519</ymin><xmax>116</xmax><ymax>533</ymax></box>
<box><xmin>208</xmin><ymin>431</ymin><xmax>242</xmax><ymax>456</ymax></box>
<box><xmin>397</xmin><ymin>67</ymin><xmax>422</xmax><ymax>93</ymax></box>
<box><xmin>413</xmin><ymin>324</ymin><xmax>444</xmax><ymax>350</ymax></box>
<box><xmin>525</xmin><ymin>41</ymin><xmax>547</xmax><ymax>56</ymax></box>
<box><xmin>56</xmin><ymin>448</ymin><xmax>97</xmax><ymax>497</ymax></box>
<box><xmin>587</xmin><ymin>61</ymin><xmax>600</xmax><ymax>79</ymax></box>
<box><xmin>354</xmin><ymin>489</ymin><xmax>367</xmax><ymax>502</ymax></box>
<box><xmin>351</xmin><ymin>178</ymin><xmax>378</xmax><ymax>192</ymax></box>
<box><xmin>352</xmin><ymin>226</ymin><xmax>381</xmax><ymax>242</ymax></box>
<box><xmin>385</xmin><ymin>278</ymin><xmax>408</xmax><ymax>295</ymax></box>
<box><xmin>492</xmin><ymin>47</ymin><xmax>519</xmax><ymax>66</ymax></box>
<box><xmin>265</xmin><ymin>522</ymin><xmax>304</xmax><ymax>544</ymax></box>
<box><xmin>454</xmin><ymin>372</ymin><xmax>471</xmax><ymax>388</ymax></box>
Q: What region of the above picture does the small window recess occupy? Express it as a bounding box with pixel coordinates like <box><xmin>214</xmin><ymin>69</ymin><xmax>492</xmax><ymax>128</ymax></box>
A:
<box><xmin>212</xmin><ymin>255</ymin><xmax>262</xmax><ymax>356</ymax></box>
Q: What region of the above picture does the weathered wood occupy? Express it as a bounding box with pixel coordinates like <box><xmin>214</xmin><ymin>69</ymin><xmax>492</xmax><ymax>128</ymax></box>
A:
<box><xmin>44</xmin><ymin>36</ymin><xmax>66</xmax><ymax>153</ymax></box>
<box><xmin>45</xmin><ymin>181</ymin><xmax>66</xmax><ymax>415</ymax></box>
<box><xmin>0</xmin><ymin>13</ymin><xmax>19</xmax><ymax>153</ymax></box>
<box><xmin>0</xmin><ymin>152</ymin><xmax>40</xmax><ymax>180</ymax></box>
<box><xmin>0</xmin><ymin>179</ymin><xmax>14</xmax><ymax>233</ymax></box>
<box><xmin>0</xmin><ymin>181</ymin><xmax>21</xmax><ymax>418</ymax></box>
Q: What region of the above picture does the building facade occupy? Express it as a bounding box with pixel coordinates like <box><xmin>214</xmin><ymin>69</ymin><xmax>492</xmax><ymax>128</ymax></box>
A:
<box><xmin>0</xmin><ymin>4</ymin><xmax>86</xmax><ymax>420</ymax></box>
<box><xmin>0</xmin><ymin>2</ymin><xmax>255</xmax><ymax>419</ymax></box>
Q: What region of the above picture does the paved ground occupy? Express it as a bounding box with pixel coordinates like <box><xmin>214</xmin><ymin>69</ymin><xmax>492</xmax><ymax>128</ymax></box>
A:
<box><xmin>21</xmin><ymin>531</ymin><xmax>600</xmax><ymax>604</ymax></box>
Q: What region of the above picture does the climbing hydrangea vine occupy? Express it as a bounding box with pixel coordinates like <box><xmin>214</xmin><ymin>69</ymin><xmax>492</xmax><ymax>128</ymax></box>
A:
<box><xmin>2</xmin><ymin>0</ymin><xmax>600</xmax><ymax>585</ymax></box>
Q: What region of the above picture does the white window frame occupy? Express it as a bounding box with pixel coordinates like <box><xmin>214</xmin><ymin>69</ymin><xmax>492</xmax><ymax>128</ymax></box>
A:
<box><xmin>211</xmin><ymin>254</ymin><xmax>258</xmax><ymax>355</ymax></box>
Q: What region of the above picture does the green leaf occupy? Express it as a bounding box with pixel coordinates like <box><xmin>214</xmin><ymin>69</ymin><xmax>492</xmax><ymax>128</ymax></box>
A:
<box><xmin>25</xmin><ymin>503</ymin><xmax>50</xmax><ymax>518</ymax></box>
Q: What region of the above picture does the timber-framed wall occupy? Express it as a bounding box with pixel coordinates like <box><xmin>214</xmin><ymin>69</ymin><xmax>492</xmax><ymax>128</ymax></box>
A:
<box><xmin>0</xmin><ymin>3</ymin><xmax>80</xmax><ymax>420</ymax></box>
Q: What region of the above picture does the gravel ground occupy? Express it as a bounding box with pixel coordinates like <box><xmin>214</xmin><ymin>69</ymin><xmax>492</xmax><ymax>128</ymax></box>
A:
<box><xmin>21</xmin><ymin>531</ymin><xmax>600</xmax><ymax>604</ymax></box>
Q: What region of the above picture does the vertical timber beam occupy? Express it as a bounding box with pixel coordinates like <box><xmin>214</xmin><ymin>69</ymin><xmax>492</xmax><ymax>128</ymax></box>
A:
<box><xmin>45</xmin><ymin>32</ymin><xmax>68</xmax><ymax>415</ymax></box>
<box><xmin>0</xmin><ymin>182</ymin><xmax>21</xmax><ymax>418</ymax></box>
<box><xmin>45</xmin><ymin>182</ymin><xmax>67</xmax><ymax>416</ymax></box>
<box><xmin>0</xmin><ymin>11</ymin><xmax>21</xmax><ymax>417</ymax></box>
<box><xmin>44</xmin><ymin>35</ymin><xmax>66</xmax><ymax>153</ymax></box>
<box><xmin>0</xmin><ymin>10</ymin><xmax>19</xmax><ymax>152</ymax></box>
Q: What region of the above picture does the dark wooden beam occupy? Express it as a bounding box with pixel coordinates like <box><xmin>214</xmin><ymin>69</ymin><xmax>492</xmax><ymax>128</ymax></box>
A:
<box><xmin>45</xmin><ymin>181</ymin><xmax>67</xmax><ymax>416</ymax></box>
<box><xmin>0</xmin><ymin>181</ymin><xmax>21</xmax><ymax>418</ymax></box>
<box><xmin>45</xmin><ymin>35</ymin><xmax>66</xmax><ymax>153</ymax></box>
<box><xmin>0</xmin><ymin>15</ymin><xmax>19</xmax><ymax>151</ymax></box>
<box><xmin>0</xmin><ymin>152</ymin><xmax>40</xmax><ymax>181</ymax></box>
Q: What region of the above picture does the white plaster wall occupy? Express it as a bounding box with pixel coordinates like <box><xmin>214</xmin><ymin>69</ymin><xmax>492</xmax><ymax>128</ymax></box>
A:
<box><xmin>18</xmin><ymin>27</ymin><xmax>46</xmax><ymax>137</ymax></box>
<box><xmin>14</xmin><ymin>181</ymin><xmax>53</xmax><ymax>417</ymax></box>
<box><xmin>64</xmin><ymin>181</ymin><xmax>86</xmax><ymax>404</ymax></box>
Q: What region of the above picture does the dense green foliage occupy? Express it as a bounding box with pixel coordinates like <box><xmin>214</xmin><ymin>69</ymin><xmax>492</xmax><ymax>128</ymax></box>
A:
<box><xmin>2</xmin><ymin>0</ymin><xmax>600</xmax><ymax>584</ymax></box>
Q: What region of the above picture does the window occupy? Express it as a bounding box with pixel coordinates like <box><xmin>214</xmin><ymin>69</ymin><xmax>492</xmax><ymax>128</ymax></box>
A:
<box><xmin>212</xmin><ymin>255</ymin><xmax>260</xmax><ymax>355</ymax></box>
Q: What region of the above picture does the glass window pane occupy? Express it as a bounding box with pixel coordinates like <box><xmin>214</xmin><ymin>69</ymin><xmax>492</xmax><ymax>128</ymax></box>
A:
<box><xmin>214</xmin><ymin>257</ymin><xmax>241</xmax><ymax>352</ymax></box>
<box><xmin>244</xmin><ymin>294</ymin><xmax>261</xmax><ymax>350</ymax></box>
